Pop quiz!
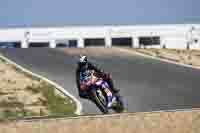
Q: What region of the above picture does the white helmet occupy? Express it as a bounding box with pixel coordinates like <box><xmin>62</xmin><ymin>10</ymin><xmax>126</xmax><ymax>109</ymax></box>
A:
<box><xmin>79</xmin><ymin>55</ymin><xmax>88</xmax><ymax>64</ymax></box>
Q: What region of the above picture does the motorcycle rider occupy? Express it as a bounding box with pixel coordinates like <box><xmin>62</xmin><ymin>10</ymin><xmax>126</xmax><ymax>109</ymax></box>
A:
<box><xmin>76</xmin><ymin>55</ymin><xmax>119</xmax><ymax>101</ymax></box>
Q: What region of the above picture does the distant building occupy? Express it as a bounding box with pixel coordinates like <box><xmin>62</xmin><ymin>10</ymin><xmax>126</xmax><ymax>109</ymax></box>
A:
<box><xmin>0</xmin><ymin>24</ymin><xmax>199</xmax><ymax>49</ymax></box>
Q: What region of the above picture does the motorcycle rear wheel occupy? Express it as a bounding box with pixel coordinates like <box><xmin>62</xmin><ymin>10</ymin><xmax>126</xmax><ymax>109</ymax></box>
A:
<box><xmin>113</xmin><ymin>95</ymin><xmax>125</xmax><ymax>113</ymax></box>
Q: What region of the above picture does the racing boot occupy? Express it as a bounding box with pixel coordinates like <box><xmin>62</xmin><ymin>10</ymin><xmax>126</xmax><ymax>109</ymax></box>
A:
<box><xmin>107</xmin><ymin>78</ymin><xmax>120</xmax><ymax>94</ymax></box>
<box><xmin>112</xmin><ymin>88</ymin><xmax>120</xmax><ymax>94</ymax></box>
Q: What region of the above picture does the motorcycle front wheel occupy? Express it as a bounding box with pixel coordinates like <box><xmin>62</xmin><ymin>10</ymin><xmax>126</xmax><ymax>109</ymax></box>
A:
<box><xmin>90</xmin><ymin>89</ymin><xmax>108</xmax><ymax>114</ymax></box>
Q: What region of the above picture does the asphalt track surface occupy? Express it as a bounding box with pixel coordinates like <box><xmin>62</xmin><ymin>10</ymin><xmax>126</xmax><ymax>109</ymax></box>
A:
<box><xmin>0</xmin><ymin>48</ymin><xmax>200</xmax><ymax>115</ymax></box>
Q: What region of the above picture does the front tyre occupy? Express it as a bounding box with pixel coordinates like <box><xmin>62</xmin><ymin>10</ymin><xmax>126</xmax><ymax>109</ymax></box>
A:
<box><xmin>90</xmin><ymin>89</ymin><xmax>108</xmax><ymax>114</ymax></box>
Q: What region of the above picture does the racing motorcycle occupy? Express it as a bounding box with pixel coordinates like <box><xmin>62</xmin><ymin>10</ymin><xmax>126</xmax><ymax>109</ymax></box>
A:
<box><xmin>86</xmin><ymin>70</ymin><xmax>125</xmax><ymax>114</ymax></box>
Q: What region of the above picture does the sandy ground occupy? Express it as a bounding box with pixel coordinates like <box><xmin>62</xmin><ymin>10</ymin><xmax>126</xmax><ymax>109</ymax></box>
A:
<box><xmin>133</xmin><ymin>48</ymin><xmax>200</xmax><ymax>68</ymax></box>
<box><xmin>0</xmin><ymin>58</ymin><xmax>48</xmax><ymax>116</ymax></box>
<box><xmin>59</xmin><ymin>48</ymin><xmax>134</xmax><ymax>58</ymax></box>
<box><xmin>0</xmin><ymin>109</ymin><xmax>198</xmax><ymax>133</ymax></box>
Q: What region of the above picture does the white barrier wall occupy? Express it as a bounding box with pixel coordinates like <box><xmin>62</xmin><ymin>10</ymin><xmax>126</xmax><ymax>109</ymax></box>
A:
<box><xmin>0</xmin><ymin>29</ymin><xmax>25</xmax><ymax>42</ymax></box>
<box><xmin>164</xmin><ymin>38</ymin><xmax>187</xmax><ymax>49</ymax></box>
<box><xmin>0</xmin><ymin>24</ymin><xmax>199</xmax><ymax>49</ymax></box>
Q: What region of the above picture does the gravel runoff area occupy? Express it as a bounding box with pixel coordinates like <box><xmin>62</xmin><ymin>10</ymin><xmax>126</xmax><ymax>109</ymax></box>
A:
<box><xmin>0</xmin><ymin>55</ymin><xmax>76</xmax><ymax>120</ymax></box>
<box><xmin>0</xmin><ymin>108</ymin><xmax>199</xmax><ymax>133</ymax></box>
<box><xmin>133</xmin><ymin>48</ymin><xmax>200</xmax><ymax>68</ymax></box>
